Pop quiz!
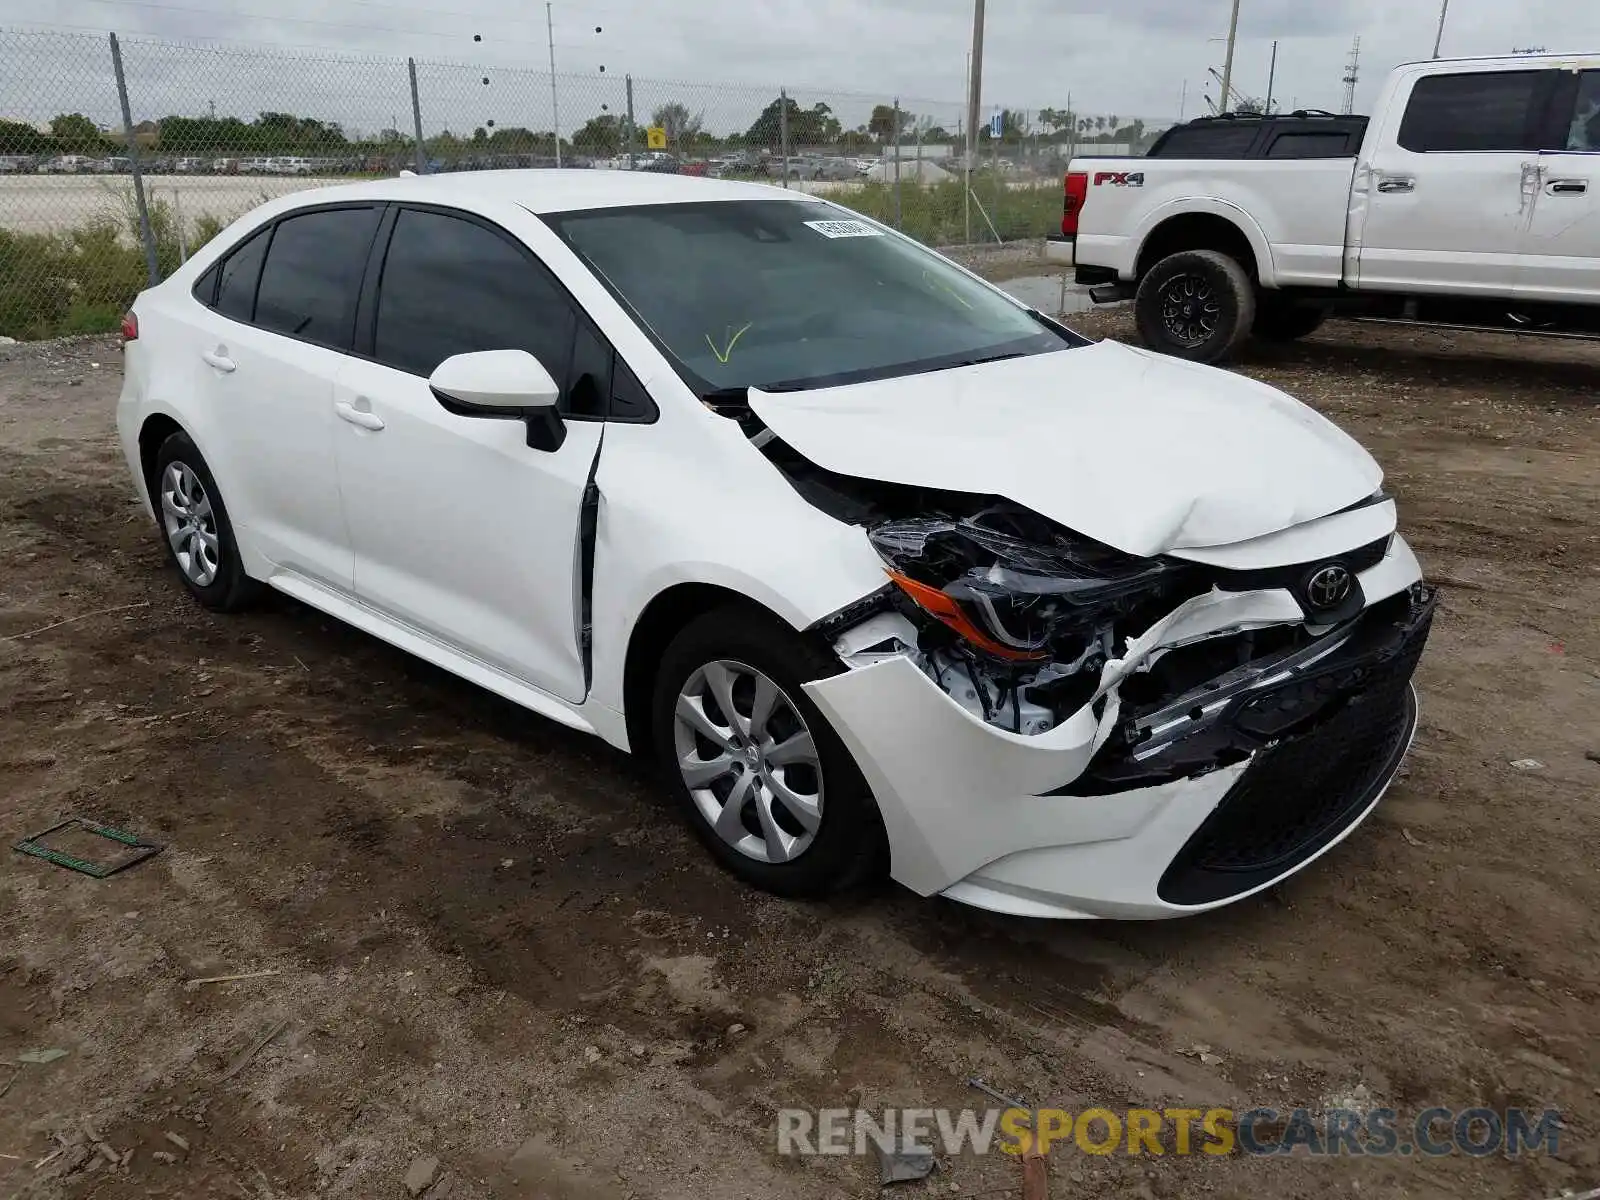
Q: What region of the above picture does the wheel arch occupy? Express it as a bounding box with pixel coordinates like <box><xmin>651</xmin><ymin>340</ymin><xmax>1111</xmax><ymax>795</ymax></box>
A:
<box><xmin>621</xmin><ymin>582</ymin><xmax>810</xmax><ymax>760</ymax></box>
<box><xmin>136</xmin><ymin>411</ymin><xmax>188</xmax><ymax>509</ymax></box>
<box><xmin>1134</xmin><ymin>203</ymin><xmax>1275</xmax><ymax>287</ymax></box>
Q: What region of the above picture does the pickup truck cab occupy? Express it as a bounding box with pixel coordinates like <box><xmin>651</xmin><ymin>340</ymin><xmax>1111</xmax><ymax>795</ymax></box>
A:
<box><xmin>1060</xmin><ymin>53</ymin><xmax>1600</xmax><ymax>362</ymax></box>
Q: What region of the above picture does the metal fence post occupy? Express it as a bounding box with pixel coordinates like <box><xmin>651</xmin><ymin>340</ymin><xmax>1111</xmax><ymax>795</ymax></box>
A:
<box><xmin>407</xmin><ymin>57</ymin><xmax>426</xmax><ymax>174</ymax></box>
<box><xmin>892</xmin><ymin>98</ymin><xmax>902</xmax><ymax>229</ymax></box>
<box><xmin>779</xmin><ymin>87</ymin><xmax>790</xmax><ymax>189</ymax></box>
<box><xmin>109</xmin><ymin>33</ymin><xmax>159</xmax><ymax>287</ymax></box>
<box><xmin>624</xmin><ymin>74</ymin><xmax>635</xmax><ymax>168</ymax></box>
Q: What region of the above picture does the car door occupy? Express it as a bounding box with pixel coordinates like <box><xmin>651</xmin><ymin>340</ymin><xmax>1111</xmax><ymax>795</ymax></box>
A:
<box><xmin>1352</xmin><ymin>67</ymin><xmax>1554</xmax><ymax>296</ymax></box>
<box><xmin>1517</xmin><ymin>64</ymin><xmax>1600</xmax><ymax>303</ymax></box>
<box><xmin>189</xmin><ymin>204</ymin><xmax>381</xmax><ymax>592</ymax></box>
<box><xmin>331</xmin><ymin>204</ymin><xmax>607</xmax><ymax>703</ymax></box>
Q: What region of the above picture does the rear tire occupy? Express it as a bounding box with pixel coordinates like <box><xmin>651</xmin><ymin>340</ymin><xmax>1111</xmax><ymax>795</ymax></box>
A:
<box><xmin>1254</xmin><ymin>299</ymin><xmax>1328</xmax><ymax>342</ymax></box>
<box><xmin>152</xmin><ymin>431</ymin><xmax>263</xmax><ymax>612</ymax></box>
<box><xmin>1135</xmin><ymin>249</ymin><xmax>1256</xmax><ymax>364</ymax></box>
<box><xmin>651</xmin><ymin>606</ymin><xmax>886</xmax><ymax>898</ymax></box>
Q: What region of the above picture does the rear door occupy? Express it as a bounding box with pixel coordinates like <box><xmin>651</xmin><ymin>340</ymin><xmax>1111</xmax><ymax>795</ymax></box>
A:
<box><xmin>1352</xmin><ymin>67</ymin><xmax>1556</xmax><ymax>296</ymax></box>
<box><xmin>188</xmin><ymin>204</ymin><xmax>381</xmax><ymax>592</ymax></box>
<box><xmin>1517</xmin><ymin>64</ymin><xmax>1600</xmax><ymax>302</ymax></box>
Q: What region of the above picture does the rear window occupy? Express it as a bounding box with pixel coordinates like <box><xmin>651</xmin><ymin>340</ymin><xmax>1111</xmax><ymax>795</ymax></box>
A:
<box><xmin>1266</xmin><ymin>130</ymin><xmax>1357</xmax><ymax>159</ymax></box>
<box><xmin>254</xmin><ymin>206</ymin><xmax>380</xmax><ymax>349</ymax></box>
<box><xmin>1397</xmin><ymin>71</ymin><xmax>1545</xmax><ymax>152</ymax></box>
<box><xmin>1151</xmin><ymin>123</ymin><xmax>1260</xmax><ymax>158</ymax></box>
<box><xmin>214</xmin><ymin>227</ymin><xmax>269</xmax><ymax>323</ymax></box>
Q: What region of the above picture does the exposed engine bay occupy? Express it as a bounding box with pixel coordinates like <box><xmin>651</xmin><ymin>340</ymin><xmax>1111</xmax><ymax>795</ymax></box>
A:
<box><xmin>741</xmin><ymin>423</ymin><xmax>1431</xmax><ymax>795</ymax></box>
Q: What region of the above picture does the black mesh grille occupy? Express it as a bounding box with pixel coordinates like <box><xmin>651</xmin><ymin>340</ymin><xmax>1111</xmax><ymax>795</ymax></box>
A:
<box><xmin>1157</xmin><ymin>619</ymin><xmax>1424</xmax><ymax>907</ymax></box>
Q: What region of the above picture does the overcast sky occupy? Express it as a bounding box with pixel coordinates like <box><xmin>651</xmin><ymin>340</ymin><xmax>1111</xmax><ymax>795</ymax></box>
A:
<box><xmin>3</xmin><ymin>0</ymin><xmax>1599</xmax><ymax>135</ymax></box>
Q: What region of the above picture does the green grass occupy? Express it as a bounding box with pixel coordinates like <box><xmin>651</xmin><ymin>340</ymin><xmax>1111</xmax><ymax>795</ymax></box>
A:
<box><xmin>0</xmin><ymin>197</ymin><xmax>230</xmax><ymax>340</ymax></box>
<box><xmin>843</xmin><ymin>177</ymin><xmax>1063</xmax><ymax>245</ymax></box>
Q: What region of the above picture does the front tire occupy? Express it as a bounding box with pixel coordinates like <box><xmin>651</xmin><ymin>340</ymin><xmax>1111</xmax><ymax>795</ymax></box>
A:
<box><xmin>152</xmin><ymin>431</ymin><xmax>262</xmax><ymax>612</ymax></box>
<box><xmin>651</xmin><ymin>606</ymin><xmax>886</xmax><ymax>897</ymax></box>
<box><xmin>1135</xmin><ymin>249</ymin><xmax>1256</xmax><ymax>364</ymax></box>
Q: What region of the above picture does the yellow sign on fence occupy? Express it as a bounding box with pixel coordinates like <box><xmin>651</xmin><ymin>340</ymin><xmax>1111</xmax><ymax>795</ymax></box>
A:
<box><xmin>645</xmin><ymin>125</ymin><xmax>667</xmax><ymax>150</ymax></box>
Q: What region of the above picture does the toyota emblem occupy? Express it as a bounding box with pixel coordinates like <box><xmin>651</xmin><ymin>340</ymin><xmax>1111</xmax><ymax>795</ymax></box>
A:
<box><xmin>1305</xmin><ymin>564</ymin><xmax>1354</xmax><ymax>610</ymax></box>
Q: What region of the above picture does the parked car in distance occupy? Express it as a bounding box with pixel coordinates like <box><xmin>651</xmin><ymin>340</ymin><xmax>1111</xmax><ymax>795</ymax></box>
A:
<box><xmin>174</xmin><ymin>157</ymin><xmax>206</xmax><ymax>173</ymax></box>
<box><xmin>274</xmin><ymin>157</ymin><xmax>315</xmax><ymax>175</ymax></box>
<box><xmin>38</xmin><ymin>155</ymin><xmax>92</xmax><ymax>174</ymax></box>
<box><xmin>117</xmin><ymin>170</ymin><xmax>1433</xmax><ymax>920</ymax></box>
<box><xmin>1059</xmin><ymin>53</ymin><xmax>1600</xmax><ymax>361</ymax></box>
<box><xmin>211</xmin><ymin>157</ymin><xmax>239</xmax><ymax>174</ymax></box>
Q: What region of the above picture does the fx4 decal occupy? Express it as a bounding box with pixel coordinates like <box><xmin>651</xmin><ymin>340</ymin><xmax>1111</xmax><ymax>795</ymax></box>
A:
<box><xmin>1093</xmin><ymin>171</ymin><xmax>1145</xmax><ymax>188</ymax></box>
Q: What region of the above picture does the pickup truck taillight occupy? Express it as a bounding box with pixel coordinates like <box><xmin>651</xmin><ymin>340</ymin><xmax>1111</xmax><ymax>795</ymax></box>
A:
<box><xmin>1062</xmin><ymin>171</ymin><xmax>1089</xmax><ymax>237</ymax></box>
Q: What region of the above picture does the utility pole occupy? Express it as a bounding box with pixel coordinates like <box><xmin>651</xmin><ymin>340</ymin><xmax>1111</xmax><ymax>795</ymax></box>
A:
<box><xmin>546</xmin><ymin>1</ymin><xmax>561</xmax><ymax>166</ymax></box>
<box><xmin>1265</xmin><ymin>40</ymin><xmax>1278</xmax><ymax>116</ymax></box>
<box><xmin>965</xmin><ymin>0</ymin><xmax>985</xmax><ymax>172</ymax></box>
<box><xmin>1219</xmin><ymin>0</ymin><xmax>1242</xmax><ymax>119</ymax></box>
<box><xmin>1432</xmin><ymin>0</ymin><xmax>1450</xmax><ymax>59</ymax></box>
<box><xmin>1178</xmin><ymin>79</ymin><xmax>1187</xmax><ymax>123</ymax></box>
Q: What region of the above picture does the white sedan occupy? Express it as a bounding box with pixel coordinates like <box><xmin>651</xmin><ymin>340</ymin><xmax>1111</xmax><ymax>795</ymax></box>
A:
<box><xmin>116</xmin><ymin>171</ymin><xmax>1435</xmax><ymax>919</ymax></box>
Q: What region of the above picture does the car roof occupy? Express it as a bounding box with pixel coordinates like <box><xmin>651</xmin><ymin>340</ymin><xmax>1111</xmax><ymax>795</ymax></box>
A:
<box><xmin>272</xmin><ymin>169</ymin><xmax>811</xmax><ymax>215</ymax></box>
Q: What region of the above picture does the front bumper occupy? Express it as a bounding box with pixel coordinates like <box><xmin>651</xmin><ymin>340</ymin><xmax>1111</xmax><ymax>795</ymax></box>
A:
<box><xmin>804</xmin><ymin>539</ymin><xmax>1433</xmax><ymax>920</ymax></box>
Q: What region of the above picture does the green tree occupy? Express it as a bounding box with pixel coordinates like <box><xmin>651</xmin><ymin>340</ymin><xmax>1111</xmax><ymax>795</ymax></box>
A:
<box><xmin>0</xmin><ymin>119</ymin><xmax>49</xmax><ymax>156</ymax></box>
<box><xmin>49</xmin><ymin>113</ymin><xmax>106</xmax><ymax>153</ymax></box>
<box><xmin>744</xmin><ymin>97</ymin><xmax>840</xmax><ymax>149</ymax></box>
<box><xmin>572</xmin><ymin>112</ymin><xmax>621</xmax><ymax>156</ymax></box>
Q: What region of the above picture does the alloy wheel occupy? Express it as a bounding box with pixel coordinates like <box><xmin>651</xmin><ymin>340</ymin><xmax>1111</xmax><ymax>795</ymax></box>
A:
<box><xmin>1159</xmin><ymin>273</ymin><xmax>1222</xmax><ymax>347</ymax></box>
<box><xmin>160</xmin><ymin>461</ymin><xmax>221</xmax><ymax>587</ymax></box>
<box><xmin>673</xmin><ymin>659</ymin><xmax>824</xmax><ymax>864</ymax></box>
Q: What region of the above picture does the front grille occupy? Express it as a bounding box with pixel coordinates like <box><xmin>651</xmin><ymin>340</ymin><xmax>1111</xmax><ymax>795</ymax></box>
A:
<box><xmin>1156</xmin><ymin>612</ymin><xmax>1425</xmax><ymax>907</ymax></box>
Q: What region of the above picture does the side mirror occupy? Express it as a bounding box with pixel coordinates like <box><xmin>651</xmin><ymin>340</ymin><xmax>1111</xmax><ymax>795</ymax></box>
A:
<box><xmin>429</xmin><ymin>349</ymin><xmax>566</xmax><ymax>452</ymax></box>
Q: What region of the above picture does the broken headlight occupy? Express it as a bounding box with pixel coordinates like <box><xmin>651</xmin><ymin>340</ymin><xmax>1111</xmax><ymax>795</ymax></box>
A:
<box><xmin>869</xmin><ymin>505</ymin><xmax>1193</xmax><ymax>666</ymax></box>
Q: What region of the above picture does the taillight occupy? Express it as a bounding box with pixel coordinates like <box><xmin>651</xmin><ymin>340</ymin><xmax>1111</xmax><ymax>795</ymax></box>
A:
<box><xmin>120</xmin><ymin>311</ymin><xmax>138</xmax><ymax>341</ymax></box>
<box><xmin>1062</xmin><ymin>171</ymin><xmax>1089</xmax><ymax>237</ymax></box>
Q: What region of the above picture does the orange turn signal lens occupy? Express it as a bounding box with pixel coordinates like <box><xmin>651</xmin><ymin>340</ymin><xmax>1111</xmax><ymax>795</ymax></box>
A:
<box><xmin>885</xmin><ymin>570</ymin><xmax>1048</xmax><ymax>662</ymax></box>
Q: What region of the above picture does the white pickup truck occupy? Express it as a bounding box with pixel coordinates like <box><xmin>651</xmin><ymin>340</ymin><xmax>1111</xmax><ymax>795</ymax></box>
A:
<box><xmin>1055</xmin><ymin>52</ymin><xmax>1600</xmax><ymax>362</ymax></box>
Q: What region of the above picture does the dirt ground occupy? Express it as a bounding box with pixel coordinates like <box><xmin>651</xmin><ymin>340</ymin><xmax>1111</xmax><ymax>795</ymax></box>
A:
<box><xmin>2</xmin><ymin>286</ymin><xmax>1599</xmax><ymax>1200</ymax></box>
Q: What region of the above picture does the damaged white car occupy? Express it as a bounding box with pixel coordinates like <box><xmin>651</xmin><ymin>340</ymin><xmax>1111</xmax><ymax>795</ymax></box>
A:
<box><xmin>117</xmin><ymin>172</ymin><xmax>1434</xmax><ymax>920</ymax></box>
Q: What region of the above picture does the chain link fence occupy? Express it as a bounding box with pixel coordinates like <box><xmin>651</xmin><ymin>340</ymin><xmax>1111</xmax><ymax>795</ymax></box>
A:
<box><xmin>0</xmin><ymin>26</ymin><xmax>1168</xmax><ymax>340</ymax></box>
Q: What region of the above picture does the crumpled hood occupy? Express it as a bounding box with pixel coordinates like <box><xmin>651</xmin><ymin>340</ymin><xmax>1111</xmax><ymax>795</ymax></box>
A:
<box><xmin>748</xmin><ymin>340</ymin><xmax>1383</xmax><ymax>557</ymax></box>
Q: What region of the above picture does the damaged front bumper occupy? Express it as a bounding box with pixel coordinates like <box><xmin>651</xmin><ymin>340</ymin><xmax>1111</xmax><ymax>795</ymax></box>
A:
<box><xmin>804</xmin><ymin>537</ymin><xmax>1434</xmax><ymax>919</ymax></box>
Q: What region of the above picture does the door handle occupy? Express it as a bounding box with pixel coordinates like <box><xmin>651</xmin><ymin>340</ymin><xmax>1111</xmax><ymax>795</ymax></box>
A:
<box><xmin>1376</xmin><ymin>177</ymin><xmax>1415</xmax><ymax>194</ymax></box>
<box><xmin>1547</xmin><ymin>179</ymin><xmax>1588</xmax><ymax>195</ymax></box>
<box><xmin>335</xmin><ymin>400</ymin><xmax>385</xmax><ymax>431</ymax></box>
<box><xmin>201</xmin><ymin>348</ymin><xmax>236</xmax><ymax>372</ymax></box>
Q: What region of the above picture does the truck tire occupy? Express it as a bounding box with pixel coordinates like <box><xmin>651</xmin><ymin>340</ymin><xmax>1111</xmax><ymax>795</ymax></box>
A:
<box><xmin>1135</xmin><ymin>249</ymin><xmax>1256</xmax><ymax>364</ymax></box>
<box><xmin>1254</xmin><ymin>300</ymin><xmax>1327</xmax><ymax>342</ymax></box>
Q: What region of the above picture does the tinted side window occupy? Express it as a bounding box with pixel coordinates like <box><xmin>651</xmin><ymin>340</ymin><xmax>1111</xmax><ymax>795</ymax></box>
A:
<box><xmin>254</xmin><ymin>207</ymin><xmax>380</xmax><ymax>348</ymax></box>
<box><xmin>1566</xmin><ymin>71</ymin><xmax>1600</xmax><ymax>151</ymax></box>
<box><xmin>373</xmin><ymin>208</ymin><xmax>578</xmax><ymax>389</ymax></box>
<box><xmin>214</xmin><ymin>227</ymin><xmax>270</xmax><ymax>323</ymax></box>
<box><xmin>1397</xmin><ymin>71</ymin><xmax>1544</xmax><ymax>152</ymax></box>
<box><xmin>1152</xmin><ymin>124</ymin><xmax>1260</xmax><ymax>158</ymax></box>
<box><xmin>192</xmin><ymin>261</ymin><xmax>220</xmax><ymax>307</ymax></box>
<box><xmin>1266</xmin><ymin>131</ymin><xmax>1356</xmax><ymax>159</ymax></box>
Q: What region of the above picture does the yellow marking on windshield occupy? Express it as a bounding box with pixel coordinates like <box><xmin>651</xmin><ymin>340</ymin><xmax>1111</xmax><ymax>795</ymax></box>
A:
<box><xmin>922</xmin><ymin>269</ymin><xmax>973</xmax><ymax>309</ymax></box>
<box><xmin>706</xmin><ymin>322</ymin><xmax>754</xmax><ymax>364</ymax></box>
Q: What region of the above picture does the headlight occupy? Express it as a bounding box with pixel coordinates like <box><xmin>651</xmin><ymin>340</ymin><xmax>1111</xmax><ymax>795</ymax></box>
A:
<box><xmin>870</xmin><ymin>507</ymin><xmax>1189</xmax><ymax>664</ymax></box>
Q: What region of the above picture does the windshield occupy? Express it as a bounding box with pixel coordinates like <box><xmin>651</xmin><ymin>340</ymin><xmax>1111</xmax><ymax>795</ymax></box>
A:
<box><xmin>543</xmin><ymin>199</ymin><xmax>1082</xmax><ymax>394</ymax></box>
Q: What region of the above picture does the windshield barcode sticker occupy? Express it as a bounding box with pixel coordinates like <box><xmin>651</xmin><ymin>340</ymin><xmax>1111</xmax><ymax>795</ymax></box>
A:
<box><xmin>803</xmin><ymin>219</ymin><xmax>884</xmax><ymax>239</ymax></box>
